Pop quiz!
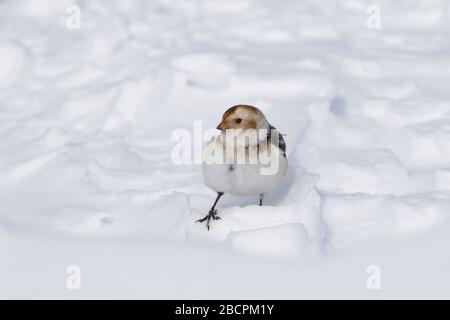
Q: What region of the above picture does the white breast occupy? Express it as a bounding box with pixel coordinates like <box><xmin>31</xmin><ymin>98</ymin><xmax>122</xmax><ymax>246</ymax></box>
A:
<box><xmin>203</xmin><ymin>135</ymin><xmax>288</xmax><ymax>196</ymax></box>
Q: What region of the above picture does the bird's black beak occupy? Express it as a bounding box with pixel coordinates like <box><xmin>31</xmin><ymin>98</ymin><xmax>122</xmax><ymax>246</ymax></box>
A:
<box><xmin>217</xmin><ymin>122</ymin><xmax>225</xmax><ymax>130</ymax></box>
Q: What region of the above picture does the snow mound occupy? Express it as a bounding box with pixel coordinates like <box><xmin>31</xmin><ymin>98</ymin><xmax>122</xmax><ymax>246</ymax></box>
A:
<box><xmin>322</xmin><ymin>192</ymin><xmax>450</xmax><ymax>249</ymax></box>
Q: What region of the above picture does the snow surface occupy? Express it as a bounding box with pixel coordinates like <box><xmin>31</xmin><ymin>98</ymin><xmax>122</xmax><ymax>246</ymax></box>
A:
<box><xmin>1</xmin><ymin>0</ymin><xmax>450</xmax><ymax>298</ymax></box>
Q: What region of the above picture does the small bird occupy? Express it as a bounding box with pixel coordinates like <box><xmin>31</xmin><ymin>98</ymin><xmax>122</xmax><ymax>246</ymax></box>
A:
<box><xmin>198</xmin><ymin>104</ymin><xmax>288</xmax><ymax>230</ymax></box>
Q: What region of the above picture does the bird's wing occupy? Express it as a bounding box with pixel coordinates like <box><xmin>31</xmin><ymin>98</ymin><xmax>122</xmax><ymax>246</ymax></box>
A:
<box><xmin>268</xmin><ymin>124</ymin><xmax>286</xmax><ymax>157</ymax></box>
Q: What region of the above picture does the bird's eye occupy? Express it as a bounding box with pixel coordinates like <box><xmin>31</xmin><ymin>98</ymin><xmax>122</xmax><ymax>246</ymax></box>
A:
<box><xmin>235</xmin><ymin>118</ymin><xmax>242</xmax><ymax>124</ymax></box>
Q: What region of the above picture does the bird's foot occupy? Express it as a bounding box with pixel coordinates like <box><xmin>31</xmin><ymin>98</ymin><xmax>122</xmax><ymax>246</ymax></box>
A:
<box><xmin>196</xmin><ymin>209</ymin><xmax>221</xmax><ymax>230</ymax></box>
<box><xmin>211</xmin><ymin>210</ymin><xmax>221</xmax><ymax>220</ymax></box>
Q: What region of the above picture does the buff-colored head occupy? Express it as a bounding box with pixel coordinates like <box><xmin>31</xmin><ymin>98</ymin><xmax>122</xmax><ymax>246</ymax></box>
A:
<box><xmin>216</xmin><ymin>105</ymin><xmax>268</xmax><ymax>131</ymax></box>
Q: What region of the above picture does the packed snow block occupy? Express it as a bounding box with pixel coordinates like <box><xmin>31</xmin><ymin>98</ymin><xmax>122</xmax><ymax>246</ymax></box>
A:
<box><xmin>190</xmin><ymin>201</ymin><xmax>323</xmax><ymax>260</ymax></box>
<box><xmin>277</xmin><ymin>168</ymin><xmax>323</xmax><ymax>240</ymax></box>
<box><xmin>191</xmin><ymin>205</ymin><xmax>302</xmax><ymax>241</ymax></box>
<box><xmin>190</xmin><ymin>168</ymin><xmax>323</xmax><ymax>246</ymax></box>
<box><xmin>226</xmin><ymin>223</ymin><xmax>310</xmax><ymax>260</ymax></box>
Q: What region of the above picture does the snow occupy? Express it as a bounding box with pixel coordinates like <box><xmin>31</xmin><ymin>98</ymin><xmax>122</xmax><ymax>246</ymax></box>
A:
<box><xmin>226</xmin><ymin>223</ymin><xmax>311</xmax><ymax>260</ymax></box>
<box><xmin>1</xmin><ymin>0</ymin><xmax>450</xmax><ymax>298</ymax></box>
<box><xmin>0</xmin><ymin>41</ymin><xmax>26</xmax><ymax>88</ymax></box>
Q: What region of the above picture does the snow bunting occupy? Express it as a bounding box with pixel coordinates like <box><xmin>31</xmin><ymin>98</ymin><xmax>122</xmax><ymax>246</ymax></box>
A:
<box><xmin>198</xmin><ymin>104</ymin><xmax>288</xmax><ymax>230</ymax></box>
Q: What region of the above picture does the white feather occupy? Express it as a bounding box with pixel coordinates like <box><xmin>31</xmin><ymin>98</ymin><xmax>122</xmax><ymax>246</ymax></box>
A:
<box><xmin>203</xmin><ymin>134</ymin><xmax>287</xmax><ymax>196</ymax></box>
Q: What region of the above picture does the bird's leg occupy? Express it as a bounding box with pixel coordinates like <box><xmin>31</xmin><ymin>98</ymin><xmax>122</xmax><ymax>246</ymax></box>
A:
<box><xmin>196</xmin><ymin>192</ymin><xmax>224</xmax><ymax>230</ymax></box>
<box><xmin>259</xmin><ymin>193</ymin><xmax>264</xmax><ymax>206</ymax></box>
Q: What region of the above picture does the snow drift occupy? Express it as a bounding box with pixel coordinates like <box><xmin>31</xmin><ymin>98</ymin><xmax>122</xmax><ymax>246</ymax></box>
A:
<box><xmin>1</xmin><ymin>0</ymin><xmax>450</xmax><ymax>298</ymax></box>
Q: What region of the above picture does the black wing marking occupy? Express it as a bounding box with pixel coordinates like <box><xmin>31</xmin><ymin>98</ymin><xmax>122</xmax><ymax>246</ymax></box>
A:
<box><xmin>268</xmin><ymin>124</ymin><xmax>286</xmax><ymax>157</ymax></box>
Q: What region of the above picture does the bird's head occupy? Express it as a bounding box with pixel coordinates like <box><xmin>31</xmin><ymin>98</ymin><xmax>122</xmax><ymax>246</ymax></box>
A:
<box><xmin>216</xmin><ymin>104</ymin><xmax>269</xmax><ymax>131</ymax></box>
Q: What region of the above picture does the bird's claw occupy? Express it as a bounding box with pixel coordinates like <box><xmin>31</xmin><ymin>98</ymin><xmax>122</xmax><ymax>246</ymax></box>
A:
<box><xmin>196</xmin><ymin>209</ymin><xmax>221</xmax><ymax>230</ymax></box>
